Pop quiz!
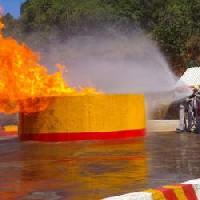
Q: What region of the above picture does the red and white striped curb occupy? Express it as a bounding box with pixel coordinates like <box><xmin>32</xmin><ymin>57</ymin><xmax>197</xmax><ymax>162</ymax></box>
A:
<box><xmin>103</xmin><ymin>178</ymin><xmax>200</xmax><ymax>200</ymax></box>
<box><xmin>184</xmin><ymin>179</ymin><xmax>200</xmax><ymax>199</ymax></box>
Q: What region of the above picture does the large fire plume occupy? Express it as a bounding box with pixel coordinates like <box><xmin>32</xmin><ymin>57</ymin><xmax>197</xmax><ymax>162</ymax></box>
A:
<box><xmin>0</xmin><ymin>21</ymin><xmax>97</xmax><ymax>114</ymax></box>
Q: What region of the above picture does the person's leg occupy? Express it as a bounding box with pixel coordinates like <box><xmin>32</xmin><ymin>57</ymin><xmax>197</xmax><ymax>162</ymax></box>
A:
<box><xmin>184</xmin><ymin>112</ymin><xmax>188</xmax><ymax>131</ymax></box>
<box><xmin>196</xmin><ymin>116</ymin><xmax>200</xmax><ymax>134</ymax></box>
<box><xmin>188</xmin><ymin>111</ymin><xmax>193</xmax><ymax>132</ymax></box>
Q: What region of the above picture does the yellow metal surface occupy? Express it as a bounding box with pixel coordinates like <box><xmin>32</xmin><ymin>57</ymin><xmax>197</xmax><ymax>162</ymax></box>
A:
<box><xmin>19</xmin><ymin>94</ymin><xmax>145</xmax><ymax>134</ymax></box>
<box><xmin>4</xmin><ymin>125</ymin><xmax>18</xmax><ymax>132</ymax></box>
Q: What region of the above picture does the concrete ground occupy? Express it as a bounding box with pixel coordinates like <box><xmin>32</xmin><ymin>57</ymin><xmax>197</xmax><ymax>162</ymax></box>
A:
<box><xmin>0</xmin><ymin>121</ymin><xmax>199</xmax><ymax>200</ymax></box>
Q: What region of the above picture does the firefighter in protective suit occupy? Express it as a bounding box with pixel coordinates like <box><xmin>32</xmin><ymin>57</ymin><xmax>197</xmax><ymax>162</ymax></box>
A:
<box><xmin>176</xmin><ymin>88</ymin><xmax>197</xmax><ymax>133</ymax></box>
<box><xmin>194</xmin><ymin>91</ymin><xmax>200</xmax><ymax>133</ymax></box>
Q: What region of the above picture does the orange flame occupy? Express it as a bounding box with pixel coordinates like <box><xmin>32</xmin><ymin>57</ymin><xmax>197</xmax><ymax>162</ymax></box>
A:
<box><xmin>0</xmin><ymin>21</ymin><xmax>98</xmax><ymax>114</ymax></box>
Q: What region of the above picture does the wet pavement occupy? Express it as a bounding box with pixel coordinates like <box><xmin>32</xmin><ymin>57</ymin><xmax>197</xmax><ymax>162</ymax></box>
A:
<box><xmin>0</xmin><ymin>132</ymin><xmax>200</xmax><ymax>200</ymax></box>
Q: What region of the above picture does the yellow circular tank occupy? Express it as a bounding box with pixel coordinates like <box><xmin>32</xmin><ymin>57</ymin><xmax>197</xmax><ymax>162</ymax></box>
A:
<box><xmin>19</xmin><ymin>94</ymin><xmax>146</xmax><ymax>141</ymax></box>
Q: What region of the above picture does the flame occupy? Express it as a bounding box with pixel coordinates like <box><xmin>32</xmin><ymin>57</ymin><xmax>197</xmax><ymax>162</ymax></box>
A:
<box><xmin>0</xmin><ymin>21</ymin><xmax>98</xmax><ymax>114</ymax></box>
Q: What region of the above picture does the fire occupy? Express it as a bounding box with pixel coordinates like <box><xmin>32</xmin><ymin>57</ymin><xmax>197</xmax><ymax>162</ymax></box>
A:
<box><xmin>0</xmin><ymin>21</ymin><xmax>98</xmax><ymax>114</ymax></box>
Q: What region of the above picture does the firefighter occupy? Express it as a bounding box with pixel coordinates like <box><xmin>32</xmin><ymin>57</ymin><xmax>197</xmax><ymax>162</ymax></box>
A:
<box><xmin>176</xmin><ymin>89</ymin><xmax>196</xmax><ymax>133</ymax></box>
<box><xmin>194</xmin><ymin>91</ymin><xmax>200</xmax><ymax>134</ymax></box>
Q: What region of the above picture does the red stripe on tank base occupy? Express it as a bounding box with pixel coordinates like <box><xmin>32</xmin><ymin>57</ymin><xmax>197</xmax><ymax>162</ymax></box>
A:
<box><xmin>20</xmin><ymin>129</ymin><xmax>145</xmax><ymax>142</ymax></box>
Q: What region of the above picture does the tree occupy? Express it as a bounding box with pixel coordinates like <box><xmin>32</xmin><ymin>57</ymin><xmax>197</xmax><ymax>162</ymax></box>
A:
<box><xmin>20</xmin><ymin>0</ymin><xmax>117</xmax><ymax>38</ymax></box>
<box><xmin>2</xmin><ymin>13</ymin><xmax>22</xmax><ymax>40</ymax></box>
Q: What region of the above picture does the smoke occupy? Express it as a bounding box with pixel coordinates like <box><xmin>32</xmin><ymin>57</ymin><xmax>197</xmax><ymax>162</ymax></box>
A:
<box><xmin>39</xmin><ymin>30</ymin><xmax>192</xmax><ymax>119</ymax></box>
<box><xmin>42</xmin><ymin>31</ymin><xmax>177</xmax><ymax>94</ymax></box>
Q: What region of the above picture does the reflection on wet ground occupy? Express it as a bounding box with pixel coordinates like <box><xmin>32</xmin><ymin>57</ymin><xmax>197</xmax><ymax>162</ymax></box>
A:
<box><xmin>0</xmin><ymin>132</ymin><xmax>200</xmax><ymax>199</ymax></box>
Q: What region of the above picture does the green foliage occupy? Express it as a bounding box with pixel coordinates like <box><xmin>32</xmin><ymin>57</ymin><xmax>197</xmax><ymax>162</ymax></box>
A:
<box><xmin>152</xmin><ymin>0</ymin><xmax>193</xmax><ymax>56</ymax></box>
<box><xmin>20</xmin><ymin>0</ymin><xmax>116</xmax><ymax>36</ymax></box>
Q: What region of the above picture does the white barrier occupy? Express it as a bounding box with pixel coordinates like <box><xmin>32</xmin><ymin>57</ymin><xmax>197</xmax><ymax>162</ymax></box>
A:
<box><xmin>103</xmin><ymin>192</ymin><xmax>152</xmax><ymax>200</ymax></box>
<box><xmin>103</xmin><ymin>178</ymin><xmax>200</xmax><ymax>200</ymax></box>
